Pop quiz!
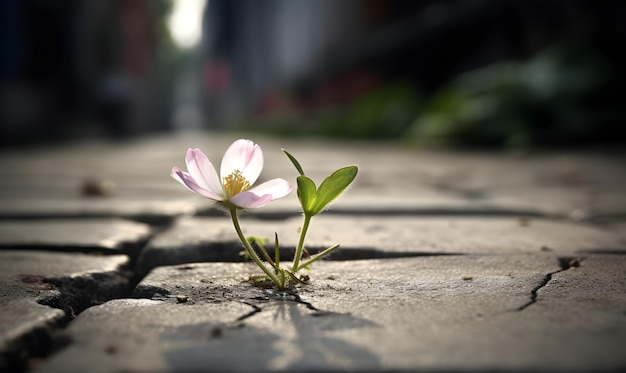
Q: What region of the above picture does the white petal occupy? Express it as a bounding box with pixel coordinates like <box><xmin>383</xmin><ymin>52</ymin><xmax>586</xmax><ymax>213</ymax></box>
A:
<box><xmin>185</xmin><ymin>148</ymin><xmax>224</xmax><ymax>197</ymax></box>
<box><xmin>220</xmin><ymin>139</ymin><xmax>264</xmax><ymax>185</ymax></box>
<box><xmin>230</xmin><ymin>192</ymin><xmax>273</xmax><ymax>209</ymax></box>
<box><xmin>171</xmin><ymin>167</ymin><xmax>224</xmax><ymax>201</ymax></box>
<box><xmin>245</xmin><ymin>178</ymin><xmax>294</xmax><ymax>200</ymax></box>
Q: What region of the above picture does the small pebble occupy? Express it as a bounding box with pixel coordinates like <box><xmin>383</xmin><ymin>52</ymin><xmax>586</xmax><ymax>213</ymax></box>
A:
<box><xmin>105</xmin><ymin>344</ymin><xmax>117</xmax><ymax>354</ymax></box>
<box><xmin>462</xmin><ymin>275</ymin><xmax>473</xmax><ymax>281</ymax></box>
<box><xmin>210</xmin><ymin>327</ymin><xmax>223</xmax><ymax>338</ymax></box>
<box><xmin>81</xmin><ymin>178</ymin><xmax>116</xmax><ymax>197</ymax></box>
<box><xmin>176</xmin><ymin>295</ymin><xmax>189</xmax><ymax>303</ymax></box>
<box><xmin>568</xmin><ymin>258</ymin><xmax>581</xmax><ymax>268</ymax></box>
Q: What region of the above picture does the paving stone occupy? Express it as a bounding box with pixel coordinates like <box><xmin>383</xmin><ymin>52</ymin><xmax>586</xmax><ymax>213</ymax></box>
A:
<box><xmin>598</xmin><ymin>221</ymin><xmax>626</xmax><ymax>245</ymax></box>
<box><xmin>1</xmin><ymin>133</ymin><xmax>624</xmax><ymax>372</ymax></box>
<box><xmin>0</xmin><ymin>197</ymin><xmax>202</xmax><ymax>224</ymax></box>
<box><xmin>0</xmin><ymin>219</ymin><xmax>152</xmax><ymax>257</ymax></box>
<box><xmin>2</xmin><ymin>133</ymin><xmax>625</xmax><ymax>221</ymax></box>
<box><xmin>36</xmin><ymin>254</ymin><xmax>626</xmax><ymax>372</ymax></box>
<box><xmin>0</xmin><ymin>251</ymin><xmax>129</xmax><ymax>371</ymax></box>
<box><xmin>268</xmin><ymin>141</ymin><xmax>626</xmax><ymax>218</ymax></box>
<box><xmin>137</xmin><ymin>215</ymin><xmax>624</xmax><ymax>276</ymax></box>
<box><xmin>0</xmin><ymin>137</ymin><xmax>211</xmax><ymax>222</ymax></box>
<box><xmin>194</xmin><ymin>188</ymin><xmax>549</xmax><ymax>220</ymax></box>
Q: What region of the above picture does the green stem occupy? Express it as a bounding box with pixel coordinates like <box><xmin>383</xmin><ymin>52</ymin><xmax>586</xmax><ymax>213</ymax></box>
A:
<box><xmin>229</xmin><ymin>208</ymin><xmax>282</xmax><ymax>288</ymax></box>
<box><xmin>292</xmin><ymin>213</ymin><xmax>312</xmax><ymax>272</ymax></box>
<box><xmin>296</xmin><ymin>244</ymin><xmax>340</xmax><ymax>271</ymax></box>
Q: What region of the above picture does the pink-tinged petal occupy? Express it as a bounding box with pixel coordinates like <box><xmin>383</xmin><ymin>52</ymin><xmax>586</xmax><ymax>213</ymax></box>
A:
<box><xmin>220</xmin><ymin>139</ymin><xmax>264</xmax><ymax>185</ymax></box>
<box><xmin>229</xmin><ymin>192</ymin><xmax>274</xmax><ymax>209</ymax></box>
<box><xmin>185</xmin><ymin>148</ymin><xmax>224</xmax><ymax>197</ymax></box>
<box><xmin>246</xmin><ymin>178</ymin><xmax>294</xmax><ymax>200</ymax></box>
<box><xmin>171</xmin><ymin>167</ymin><xmax>224</xmax><ymax>201</ymax></box>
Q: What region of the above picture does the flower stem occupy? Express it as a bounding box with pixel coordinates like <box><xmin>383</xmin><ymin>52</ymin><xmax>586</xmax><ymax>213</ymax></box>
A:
<box><xmin>229</xmin><ymin>208</ymin><xmax>283</xmax><ymax>288</ymax></box>
<box><xmin>292</xmin><ymin>213</ymin><xmax>312</xmax><ymax>272</ymax></box>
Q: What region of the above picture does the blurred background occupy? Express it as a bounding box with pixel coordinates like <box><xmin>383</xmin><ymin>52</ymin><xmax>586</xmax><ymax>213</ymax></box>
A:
<box><xmin>1</xmin><ymin>0</ymin><xmax>625</xmax><ymax>149</ymax></box>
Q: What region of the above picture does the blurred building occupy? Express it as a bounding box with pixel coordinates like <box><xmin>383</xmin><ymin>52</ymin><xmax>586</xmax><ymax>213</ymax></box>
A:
<box><xmin>1</xmin><ymin>0</ymin><xmax>624</xmax><ymax>146</ymax></box>
<box><xmin>0</xmin><ymin>0</ymin><xmax>169</xmax><ymax>145</ymax></box>
<box><xmin>200</xmin><ymin>0</ymin><xmax>626</xmax><ymax>145</ymax></box>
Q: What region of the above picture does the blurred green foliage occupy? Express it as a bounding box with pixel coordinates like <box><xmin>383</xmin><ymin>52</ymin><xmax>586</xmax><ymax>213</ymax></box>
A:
<box><xmin>248</xmin><ymin>82</ymin><xmax>422</xmax><ymax>139</ymax></box>
<box><xmin>408</xmin><ymin>42</ymin><xmax>621</xmax><ymax>148</ymax></box>
<box><xmin>318</xmin><ymin>83</ymin><xmax>422</xmax><ymax>138</ymax></box>
<box><xmin>246</xmin><ymin>42</ymin><xmax>624</xmax><ymax>148</ymax></box>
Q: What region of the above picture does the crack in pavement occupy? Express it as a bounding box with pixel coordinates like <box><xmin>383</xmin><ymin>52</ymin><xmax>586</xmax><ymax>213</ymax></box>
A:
<box><xmin>235</xmin><ymin>291</ymin><xmax>330</xmax><ymax>323</ymax></box>
<box><xmin>236</xmin><ymin>302</ymin><xmax>263</xmax><ymax>321</ymax></box>
<box><xmin>517</xmin><ymin>256</ymin><xmax>584</xmax><ymax>311</ymax></box>
<box><xmin>37</xmin><ymin>271</ymin><xmax>134</xmax><ymax>319</ymax></box>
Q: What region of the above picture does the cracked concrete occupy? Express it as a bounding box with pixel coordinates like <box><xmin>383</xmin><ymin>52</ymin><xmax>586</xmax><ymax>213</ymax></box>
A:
<box><xmin>0</xmin><ymin>251</ymin><xmax>130</xmax><ymax>371</ymax></box>
<box><xmin>516</xmin><ymin>256</ymin><xmax>585</xmax><ymax>311</ymax></box>
<box><xmin>1</xmin><ymin>132</ymin><xmax>625</xmax><ymax>372</ymax></box>
<box><xmin>136</xmin><ymin>215</ymin><xmax>624</xmax><ymax>276</ymax></box>
<box><xmin>31</xmin><ymin>254</ymin><xmax>626</xmax><ymax>372</ymax></box>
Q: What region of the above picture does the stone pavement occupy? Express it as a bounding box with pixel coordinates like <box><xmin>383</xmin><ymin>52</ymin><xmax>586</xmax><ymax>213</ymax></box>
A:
<box><xmin>0</xmin><ymin>131</ymin><xmax>625</xmax><ymax>372</ymax></box>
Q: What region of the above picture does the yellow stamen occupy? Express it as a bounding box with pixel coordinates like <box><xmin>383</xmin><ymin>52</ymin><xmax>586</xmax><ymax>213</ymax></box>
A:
<box><xmin>223</xmin><ymin>170</ymin><xmax>250</xmax><ymax>198</ymax></box>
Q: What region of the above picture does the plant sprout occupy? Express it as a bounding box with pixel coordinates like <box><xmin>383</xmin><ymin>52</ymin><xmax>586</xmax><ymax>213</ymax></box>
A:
<box><xmin>172</xmin><ymin>139</ymin><xmax>357</xmax><ymax>289</ymax></box>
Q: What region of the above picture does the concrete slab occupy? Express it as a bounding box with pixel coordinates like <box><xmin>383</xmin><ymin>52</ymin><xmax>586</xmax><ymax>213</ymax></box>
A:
<box><xmin>0</xmin><ymin>219</ymin><xmax>151</xmax><ymax>257</ymax></box>
<box><xmin>266</xmin><ymin>140</ymin><xmax>626</xmax><ymax>218</ymax></box>
<box><xmin>36</xmin><ymin>254</ymin><xmax>626</xmax><ymax>372</ymax></box>
<box><xmin>0</xmin><ymin>132</ymin><xmax>624</xmax><ymax>372</ymax></box>
<box><xmin>2</xmin><ymin>133</ymin><xmax>625</xmax><ymax>221</ymax></box>
<box><xmin>194</xmin><ymin>188</ymin><xmax>549</xmax><ymax>220</ymax></box>
<box><xmin>0</xmin><ymin>251</ymin><xmax>129</xmax><ymax>371</ymax></box>
<box><xmin>0</xmin><ymin>198</ymin><xmax>201</xmax><ymax>224</ymax></box>
<box><xmin>136</xmin><ymin>215</ymin><xmax>624</xmax><ymax>276</ymax></box>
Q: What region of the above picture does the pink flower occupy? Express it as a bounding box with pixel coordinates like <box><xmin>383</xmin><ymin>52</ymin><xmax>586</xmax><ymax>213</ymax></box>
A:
<box><xmin>171</xmin><ymin>139</ymin><xmax>293</xmax><ymax>209</ymax></box>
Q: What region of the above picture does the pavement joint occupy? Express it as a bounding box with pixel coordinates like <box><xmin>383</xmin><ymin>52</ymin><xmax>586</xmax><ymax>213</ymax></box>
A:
<box><xmin>40</xmin><ymin>271</ymin><xmax>134</xmax><ymax>319</ymax></box>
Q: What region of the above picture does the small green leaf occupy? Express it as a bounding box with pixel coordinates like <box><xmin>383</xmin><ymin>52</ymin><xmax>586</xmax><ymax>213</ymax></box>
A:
<box><xmin>274</xmin><ymin>232</ymin><xmax>280</xmax><ymax>270</ymax></box>
<box><xmin>247</xmin><ymin>236</ymin><xmax>269</xmax><ymax>247</ymax></box>
<box><xmin>296</xmin><ymin>176</ymin><xmax>317</xmax><ymax>214</ymax></box>
<box><xmin>248</xmin><ymin>236</ymin><xmax>274</xmax><ymax>266</ymax></box>
<box><xmin>310</xmin><ymin>166</ymin><xmax>358</xmax><ymax>215</ymax></box>
<box><xmin>282</xmin><ymin>149</ymin><xmax>306</xmax><ymax>176</ymax></box>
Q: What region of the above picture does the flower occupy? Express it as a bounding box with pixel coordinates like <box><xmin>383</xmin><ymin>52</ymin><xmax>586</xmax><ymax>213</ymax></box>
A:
<box><xmin>171</xmin><ymin>139</ymin><xmax>294</xmax><ymax>209</ymax></box>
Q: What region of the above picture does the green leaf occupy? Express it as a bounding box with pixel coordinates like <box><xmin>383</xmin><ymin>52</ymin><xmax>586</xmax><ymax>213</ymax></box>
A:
<box><xmin>247</xmin><ymin>236</ymin><xmax>273</xmax><ymax>265</ymax></box>
<box><xmin>310</xmin><ymin>166</ymin><xmax>358</xmax><ymax>215</ymax></box>
<box><xmin>273</xmin><ymin>232</ymin><xmax>280</xmax><ymax>270</ymax></box>
<box><xmin>296</xmin><ymin>176</ymin><xmax>317</xmax><ymax>214</ymax></box>
<box><xmin>282</xmin><ymin>149</ymin><xmax>306</xmax><ymax>176</ymax></box>
<box><xmin>247</xmin><ymin>235</ymin><xmax>269</xmax><ymax>247</ymax></box>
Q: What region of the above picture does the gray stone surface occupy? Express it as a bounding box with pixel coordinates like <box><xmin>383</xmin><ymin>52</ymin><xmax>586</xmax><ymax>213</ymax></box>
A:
<box><xmin>0</xmin><ymin>132</ymin><xmax>625</xmax><ymax>372</ymax></box>
<box><xmin>0</xmin><ymin>198</ymin><xmax>201</xmax><ymax>224</ymax></box>
<box><xmin>36</xmin><ymin>254</ymin><xmax>626</xmax><ymax>373</ymax></box>
<box><xmin>267</xmin><ymin>140</ymin><xmax>626</xmax><ymax>218</ymax></box>
<box><xmin>1</xmin><ymin>132</ymin><xmax>625</xmax><ymax>221</ymax></box>
<box><xmin>0</xmin><ymin>251</ymin><xmax>129</xmax><ymax>370</ymax></box>
<box><xmin>0</xmin><ymin>219</ymin><xmax>151</xmax><ymax>256</ymax></box>
<box><xmin>137</xmin><ymin>215</ymin><xmax>624</xmax><ymax>276</ymax></box>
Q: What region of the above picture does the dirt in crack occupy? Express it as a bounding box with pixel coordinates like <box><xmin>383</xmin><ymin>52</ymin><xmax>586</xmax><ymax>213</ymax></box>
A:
<box><xmin>517</xmin><ymin>256</ymin><xmax>584</xmax><ymax>311</ymax></box>
<box><xmin>36</xmin><ymin>270</ymin><xmax>135</xmax><ymax>319</ymax></box>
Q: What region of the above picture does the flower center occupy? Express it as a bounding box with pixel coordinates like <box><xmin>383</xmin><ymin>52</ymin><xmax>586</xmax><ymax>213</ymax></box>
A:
<box><xmin>223</xmin><ymin>170</ymin><xmax>251</xmax><ymax>198</ymax></box>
